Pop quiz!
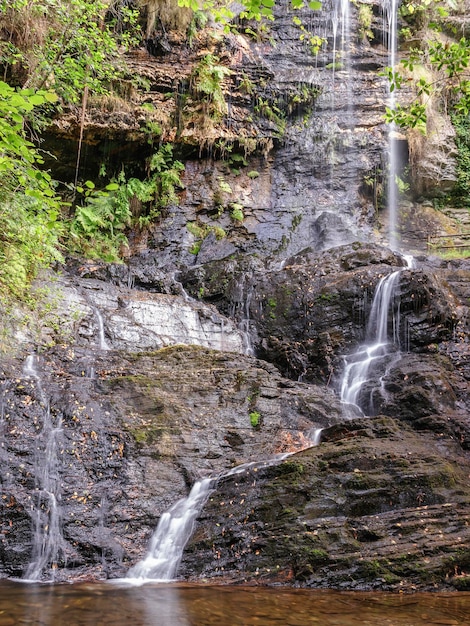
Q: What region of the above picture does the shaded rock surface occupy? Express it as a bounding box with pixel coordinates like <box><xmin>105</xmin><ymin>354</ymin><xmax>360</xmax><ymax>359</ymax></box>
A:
<box><xmin>42</xmin><ymin>0</ymin><xmax>402</xmax><ymax>269</ymax></box>
<box><xmin>180</xmin><ymin>243</ymin><xmax>467</xmax><ymax>395</ymax></box>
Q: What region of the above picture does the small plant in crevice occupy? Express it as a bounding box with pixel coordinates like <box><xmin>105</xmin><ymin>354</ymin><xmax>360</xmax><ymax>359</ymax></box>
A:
<box><xmin>212</xmin><ymin>175</ymin><xmax>233</xmax><ymax>213</ymax></box>
<box><xmin>357</xmin><ymin>3</ymin><xmax>374</xmax><ymax>43</ymax></box>
<box><xmin>249</xmin><ymin>411</ymin><xmax>261</xmax><ymax>428</ymax></box>
<box><xmin>189</xmin><ymin>53</ymin><xmax>231</xmax><ymax>121</ymax></box>
<box><xmin>238</xmin><ymin>72</ymin><xmax>255</xmax><ymax>95</ymax></box>
<box><xmin>254</xmin><ymin>96</ymin><xmax>287</xmax><ymax>137</ymax></box>
<box><xmin>361</xmin><ymin>167</ymin><xmax>384</xmax><ymax>213</ymax></box>
<box><xmin>230</xmin><ymin>203</ymin><xmax>244</xmax><ymax>222</ymax></box>
<box><xmin>186</xmin><ymin>221</ymin><xmax>227</xmax><ymax>255</ymax></box>
<box><xmin>291</xmin><ymin>214</ymin><xmax>302</xmax><ymax>229</ymax></box>
<box><xmin>187</xmin><ymin>10</ymin><xmax>208</xmax><ymax>48</ymax></box>
<box><xmin>292</xmin><ymin>14</ymin><xmax>326</xmax><ymax>56</ymax></box>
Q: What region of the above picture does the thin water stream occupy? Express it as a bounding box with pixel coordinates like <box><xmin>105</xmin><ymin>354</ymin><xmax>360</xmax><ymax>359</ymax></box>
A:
<box><xmin>384</xmin><ymin>0</ymin><xmax>400</xmax><ymax>249</ymax></box>
<box><xmin>126</xmin><ymin>454</ymin><xmax>292</xmax><ymax>583</ymax></box>
<box><xmin>22</xmin><ymin>356</ymin><xmax>66</xmax><ymax>582</ymax></box>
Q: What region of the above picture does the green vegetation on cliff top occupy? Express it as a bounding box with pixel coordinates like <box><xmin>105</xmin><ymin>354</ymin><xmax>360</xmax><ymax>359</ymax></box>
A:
<box><xmin>0</xmin><ymin>0</ymin><xmax>469</xmax><ymax>302</ymax></box>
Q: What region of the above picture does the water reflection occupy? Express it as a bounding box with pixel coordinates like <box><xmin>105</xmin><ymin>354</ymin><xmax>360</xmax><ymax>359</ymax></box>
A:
<box><xmin>140</xmin><ymin>585</ymin><xmax>190</xmax><ymax>626</ymax></box>
<box><xmin>0</xmin><ymin>580</ymin><xmax>469</xmax><ymax>626</ymax></box>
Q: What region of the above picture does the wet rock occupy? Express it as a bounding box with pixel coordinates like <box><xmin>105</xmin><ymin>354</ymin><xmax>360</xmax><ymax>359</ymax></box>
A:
<box><xmin>181</xmin><ymin>416</ymin><xmax>470</xmax><ymax>591</ymax></box>
<box><xmin>181</xmin><ymin>243</ymin><xmax>462</xmax><ymax>384</ymax></box>
<box><xmin>30</xmin><ymin>273</ymin><xmax>247</xmax><ymax>355</ymax></box>
<box><xmin>0</xmin><ymin>345</ymin><xmax>341</xmax><ymax>581</ymax></box>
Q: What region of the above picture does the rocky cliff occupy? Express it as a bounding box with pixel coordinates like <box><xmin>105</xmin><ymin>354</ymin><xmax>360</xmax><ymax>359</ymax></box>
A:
<box><xmin>0</xmin><ymin>0</ymin><xmax>469</xmax><ymax>590</ymax></box>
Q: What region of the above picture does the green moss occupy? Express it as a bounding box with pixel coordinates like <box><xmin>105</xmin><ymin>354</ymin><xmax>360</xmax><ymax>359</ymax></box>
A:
<box><xmin>451</xmin><ymin>575</ymin><xmax>470</xmax><ymax>590</ymax></box>
<box><xmin>291</xmin><ymin>214</ymin><xmax>302</xmax><ymax>229</ymax></box>
<box><xmin>306</xmin><ymin>547</ymin><xmax>329</xmax><ymax>564</ymax></box>
<box><xmin>249</xmin><ymin>411</ymin><xmax>260</xmax><ymax>428</ymax></box>
<box><xmin>275</xmin><ymin>461</ymin><xmax>305</xmax><ymax>476</ymax></box>
<box><xmin>128</xmin><ymin>425</ymin><xmax>162</xmax><ymax>445</ymax></box>
<box><xmin>344</xmin><ymin>472</ymin><xmax>374</xmax><ymax>490</ymax></box>
<box><xmin>357</xmin><ymin>3</ymin><xmax>374</xmax><ymax>41</ymax></box>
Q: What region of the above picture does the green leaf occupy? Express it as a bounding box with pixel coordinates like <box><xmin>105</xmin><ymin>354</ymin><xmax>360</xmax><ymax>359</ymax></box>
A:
<box><xmin>105</xmin><ymin>182</ymin><xmax>119</xmax><ymax>191</ymax></box>
<box><xmin>43</xmin><ymin>91</ymin><xmax>58</xmax><ymax>103</ymax></box>
<box><xmin>28</xmin><ymin>94</ymin><xmax>46</xmax><ymax>105</ymax></box>
<box><xmin>308</xmin><ymin>0</ymin><xmax>322</xmax><ymax>9</ymax></box>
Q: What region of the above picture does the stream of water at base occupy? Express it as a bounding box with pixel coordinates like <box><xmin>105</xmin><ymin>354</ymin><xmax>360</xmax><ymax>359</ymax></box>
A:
<box><xmin>1</xmin><ymin>580</ymin><xmax>469</xmax><ymax>626</ymax></box>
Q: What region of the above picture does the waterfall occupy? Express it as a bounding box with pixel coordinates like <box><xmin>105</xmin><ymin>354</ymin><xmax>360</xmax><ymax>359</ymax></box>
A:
<box><xmin>94</xmin><ymin>307</ymin><xmax>110</xmax><ymax>351</ymax></box>
<box><xmin>126</xmin><ymin>478</ymin><xmax>214</xmax><ymax>582</ymax></box>
<box><xmin>384</xmin><ymin>0</ymin><xmax>399</xmax><ymax>249</ymax></box>
<box><xmin>125</xmin><ymin>450</ymin><xmax>325</xmax><ymax>583</ymax></box>
<box><xmin>22</xmin><ymin>355</ymin><xmax>66</xmax><ymax>581</ymax></box>
<box><xmin>340</xmin><ymin>255</ymin><xmax>413</xmax><ymax>417</ymax></box>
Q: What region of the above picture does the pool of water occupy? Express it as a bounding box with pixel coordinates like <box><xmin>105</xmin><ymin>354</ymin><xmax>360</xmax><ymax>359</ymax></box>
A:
<box><xmin>0</xmin><ymin>581</ymin><xmax>469</xmax><ymax>625</ymax></box>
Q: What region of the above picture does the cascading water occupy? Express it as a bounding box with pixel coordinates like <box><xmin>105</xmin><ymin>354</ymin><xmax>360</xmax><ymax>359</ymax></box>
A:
<box><xmin>125</xmin><ymin>449</ymin><xmax>322</xmax><ymax>583</ymax></box>
<box><xmin>339</xmin><ymin>0</ymin><xmax>410</xmax><ymax>416</ymax></box>
<box><xmin>22</xmin><ymin>355</ymin><xmax>66</xmax><ymax>581</ymax></box>
<box><xmin>126</xmin><ymin>478</ymin><xmax>214</xmax><ymax>582</ymax></box>
<box><xmin>93</xmin><ymin>307</ymin><xmax>110</xmax><ymax>351</ymax></box>
<box><xmin>340</xmin><ymin>255</ymin><xmax>413</xmax><ymax>417</ymax></box>
<box><xmin>384</xmin><ymin>0</ymin><xmax>399</xmax><ymax>249</ymax></box>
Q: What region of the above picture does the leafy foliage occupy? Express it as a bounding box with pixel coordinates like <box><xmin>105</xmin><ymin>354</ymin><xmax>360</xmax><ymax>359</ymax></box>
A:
<box><xmin>381</xmin><ymin>0</ymin><xmax>470</xmax><ymax>132</ymax></box>
<box><xmin>178</xmin><ymin>0</ymin><xmax>321</xmax><ymax>26</ymax></box>
<box><xmin>450</xmin><ymin>111</ymin><xmax>470</xmax><ymax>207</ymax></box>
<box><xmin>69</xmin><ymin>145</ymin><xmax>185</xmax><ymax>260</ymax></box>
<box><xmin>190</xmin><ymin>54</ymin><xmax>231</xmax><ymax>120</ymax></box>
<box><xmin>69</xmin><ymin>178</ymin><xmax>131</xmax><ymax>262</ymax></box>
<box><xmin>382</xmin><ymin>37</ymin><xmax>470</xmax><ymax>132</ymax></box>
<box><xmin>0</xmin><ymin>0</ymin><xmax>140</xmax><ymax>103</ymax></box>
<box><xmin>0</xmin><ymin>81</ymin><xmax>63</xmax><ymax>298</ymax></box>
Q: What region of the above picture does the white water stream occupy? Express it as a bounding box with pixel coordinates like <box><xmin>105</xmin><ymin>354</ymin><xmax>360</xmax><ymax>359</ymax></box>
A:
<box><xmin>340</xmin><ymin>255</ymin><xmax>413</xmax><ymax>417</ymax></box>
<box><xmin>22</xmin><ymin>355</ymin><xmax>65</xmax><ymax>581</ymax></box>
<box><xmin>125</xmin><ymin>451</ymin><xmax>317</xmax><ymax>583</ymax></box>
<box><xmin>126</xmin><ymin>477</ymin><xmax>214</xmax><ymax>582</ymax></box>
<box><xmin>384</xmin><ymin>0</ymin><xmax>399</xmax><ymax>249</ymax></box>
<box><xmin>94</xmin><ymin>307</ymin><xmax>110</xmax><ymax>351</ymax></box>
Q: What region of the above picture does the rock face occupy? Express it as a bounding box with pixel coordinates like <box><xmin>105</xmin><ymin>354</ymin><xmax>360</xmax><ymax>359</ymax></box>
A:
<box><xmin>1</xmin><ymin>244</ymin><xmax>469</xmax><ymax>590</ymax></box>
<box><xmin>180</xmin><ymin>243</ymin><xmax>462</xmax><ymax>385</ymax></box>
<box><xmin>0</xmin><ymin>344</ymin><xmax>341</xmax><ymax>582</ymax></box>
<box><xmin>182</xmin><ymin>417</ymin><xmax>470</xmax><ymax>591</ymax></box>
<box><xmin>1</xmin><ymin>0</ymin><xmax>470</xmax><ymax>592</ymax></box>
<box><xmin>44</xmin><ymin>0</ymin><xmax>398</xmax><ymax>271</ymax></box>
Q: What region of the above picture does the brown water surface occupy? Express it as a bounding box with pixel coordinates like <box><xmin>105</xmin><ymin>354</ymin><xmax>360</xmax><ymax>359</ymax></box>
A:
<box><xmin>0</xmin><ymin>581</ymin><xmax>469</xmax><ymax>625</ymax></box>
